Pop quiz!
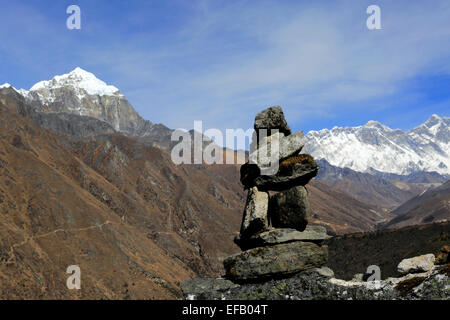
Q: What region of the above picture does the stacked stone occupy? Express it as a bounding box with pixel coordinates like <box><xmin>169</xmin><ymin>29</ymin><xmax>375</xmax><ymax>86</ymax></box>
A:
<box><xmin>224</xmin><ymin>106</ymin><xmax>329</xmax><ymax>282</ymax></box>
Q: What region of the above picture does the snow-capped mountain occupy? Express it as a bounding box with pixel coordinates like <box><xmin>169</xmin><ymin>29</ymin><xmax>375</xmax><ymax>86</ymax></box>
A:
<box><xmin>5</xmin><ymin>67</ymin><xmax>151</xmax><ymax>136</ymax></box>
<box><xmin>0</xmin><ymin>83</ymin><xmax>13</xmax><ymax>89</ymax></box>
<box><xmin>28</xmin><ymin>67</ymin><xmax>122</xmax><ymax>98</ymax></box>
<box><xmin>304</xmin><ymin>115</ymin><xmax>450</xmax><ymax>176</ymax></box>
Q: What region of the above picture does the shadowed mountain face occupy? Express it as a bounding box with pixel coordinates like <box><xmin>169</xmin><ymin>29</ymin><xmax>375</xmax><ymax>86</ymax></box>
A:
<box><xmin>383</xmin><ymin>181</ymin><xmax>450</xmax><ymax>229</ymax></box>
<box><xmin>307</xmin><ymin>180</ymin><xmax>394</xmax><ymax>235</ymax></box>
<box><xmin>315</xmin><ymin>159</ymin><xmax>426</xmax><ymax>210</ymax></box>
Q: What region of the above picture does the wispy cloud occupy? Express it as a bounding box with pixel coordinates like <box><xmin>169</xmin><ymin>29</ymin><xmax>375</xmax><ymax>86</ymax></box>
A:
<box><xmin>1</xmin><ymin>0</ymin><xmax>449</xmax><ymax>133</ymax></box>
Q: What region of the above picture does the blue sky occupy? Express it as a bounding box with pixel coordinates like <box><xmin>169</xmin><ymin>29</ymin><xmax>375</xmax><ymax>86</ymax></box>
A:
<box><xmin>1</xmin><ymin>0</ymin><xmax>449</xmax><ymax>134</ymax></box>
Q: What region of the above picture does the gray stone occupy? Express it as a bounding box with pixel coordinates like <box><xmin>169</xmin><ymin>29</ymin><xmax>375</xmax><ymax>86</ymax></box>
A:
<box><xmin>254</xmin><ymin>106</ymin><xmax>291</xmax><ymax>137</ymax></box>
<box><xmin>183</xmin><ymin>265</ymin><xmax>449</xmax><ymax>300</ymax></box>
<box><xmin>224</xmin><ymin>241</ymin><xmax>328</xmax><ymax>282</ymax></box>
<box><xmin>248</xmin><ymin>131</ymin><xmax>305</xmax><ymax>173</ymax></box>
<box><xmin>181</xmin><ymin>278</ymin><xmax>239</xmax><ymax>299</ymax></box>
<box><xmin>270</xmin><ymin>186</ymin><xmax>310</xmax><ymax>231</ymax></box>
<box><xmin>313</xmin><ymin>266</ymin><xmax>335</xmax><ymax>278</ymax></box>
<box><xmin>239</xmin><ymin>187</ymin><xmax>269</xmax><ymax>239</ymax></box>
<box><xmin>352</xmin><ymin>273</ymin><xmax>364</xmax><ymax>282</ymax></box>
<box><xmin>240</xmin><ymin>155</ymin><xmax>318</xmax><ymax>191</ymax></box>
<box><xmin>397</xmin><ymin>254</ymin><xmax>435</xmax><ymax>275</ymax></box>
<box><xmin>235</xmin><ymin>226</ymin><xmax>329</xmax><ymax>250</ymax></box>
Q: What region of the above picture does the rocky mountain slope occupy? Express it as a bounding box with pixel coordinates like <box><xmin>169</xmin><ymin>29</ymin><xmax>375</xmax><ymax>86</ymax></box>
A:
<box><xmin>2</xmin><ymin>68</ymin><xmax>172</xmax><ymax>142</ymax></box>
<box><xmin>0</xmin><ymin>82</ymin><xmax>395</xmax><ymax>298</ymax></box>
<box><xmin>315</xmin><ymin>159</ymin><xmax>426</xmax><ymax>209</ymax></box>
<box><xmin>382</xmin><ymin>181</ymin><xmax>450</xmax><ymax>229</ymax></box>
<box><xmin>183</xmin><ymin>222</ymin><xmax>450</xmax><ymax>300</ymax></box>
<box><xmin>0</xmin><ymin>89</ymin><xmax>246</xmax><ymax>298</ymax></box>
<box><xmin>304</xmin><ymin>115</ymin><xmax>450</xmax><ymax>176</ymax></box>
<box><xmin>1</xmin><ymin>69</ymin><xmax>394</xmax><ymax>235</ymax></box>
<box><xmin>0</xmin><ymin>101</ymin><xmax>191</xmax><ymax>299</ymax></box>
<box><xmin>307</xmin><ymin>179</ymin><xmax>393</xmax><ymax>234</ymax></box>
<box><xmin>328</xmin><ymin>221</ymin><xmax>449</xmax><ymax>280</ymax></box>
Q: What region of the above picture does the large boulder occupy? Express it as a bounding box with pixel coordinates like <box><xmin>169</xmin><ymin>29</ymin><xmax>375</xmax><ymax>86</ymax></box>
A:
<box><xmin>235</xmin><ymin>226</ymin><xmax>329</xmax><ymax>250</ymax></box>
<box><xmin>224</xmin><ymin>241</ymin><xmax>328</xmax><ymax>282</ymax></box>
<box><xmin>239</xmin><ymin>187</ymin><xmax>270</xmax><ymax>239</ymax></box>
<box><xmin>254</xmin><ymin>106</ymin><xmax>291</xmax><ymax>137</ymax></box>
<box><xmin>241</xmin><ymin>154</ymin><xmax>318</xmax><ymax>191</ymax></box>
<box><xmin>397</xmin><ymin>254</ymin><xmax>436</xmax><ymax>275</ymax></box>
<box><xmin>269</xmin><ymin>186</ymin><xmax>310</xmax><ymax>231</ymax></box>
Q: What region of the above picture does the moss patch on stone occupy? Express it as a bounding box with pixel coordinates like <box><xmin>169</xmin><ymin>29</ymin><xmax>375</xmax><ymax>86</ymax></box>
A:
<box><xmin>279</xmin><ymin>154</ymin><xmax>315</xmax><ymax>168</ymax></box>
<box><xmin>394</xmin><ymin>276</ymin><xmax>426</xmax><ymax>297</ymax></box>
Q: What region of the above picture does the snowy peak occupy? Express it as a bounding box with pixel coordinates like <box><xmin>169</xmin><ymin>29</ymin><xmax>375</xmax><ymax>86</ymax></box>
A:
<box><xmin>30</xmin><ymin>67</ymin><xmax>122</xmax><ymax>97</ymax></box>
<box><xmin>364</xmin><ymin>120</ymin><xmax>393</xmax><ymax>132</ymax></box>
<box><xmin>414</xmin><ymin>114</ymin><xmax>447</xmax><ymax>135</ymax></box>
<box><xmin>304</xmin><ymin>115</ymin><xmax>450</xmax><ymax>176</ymax></box>
<box><xmin>0</xmin><ymin>68</ymin><xmax>151</xmax><ymax>136</ymax></box>
<box><xmin>0</xmin><ymin>83</ymin><xmax>13</xmax><ymax>89</ymax></box>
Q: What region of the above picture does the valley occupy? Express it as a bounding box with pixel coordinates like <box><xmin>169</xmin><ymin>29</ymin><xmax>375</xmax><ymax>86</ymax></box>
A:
<box><xmin>0</xmin><ymin>68</ymin><xmax>448</xmax><ymax>298</ymax></box>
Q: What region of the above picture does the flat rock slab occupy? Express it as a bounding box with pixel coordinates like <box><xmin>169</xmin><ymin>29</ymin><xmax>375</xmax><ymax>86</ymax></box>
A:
<box><xmin>241</xmin><ymin>156</ymin><xmax>318</xmax><ymax>191</ymax></box>
<box><xmin>235</xmin><ymin>226</ymin><xmax>329</xmax><ymax>250</ymax></box>
<box><xmin>224</xmin><ymin>241</ymin><xmax>328</xmax><ymax>282</ymax></box>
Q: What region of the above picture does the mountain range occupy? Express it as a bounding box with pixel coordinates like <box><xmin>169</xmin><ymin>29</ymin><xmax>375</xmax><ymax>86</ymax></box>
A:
<box><xmin>0</xmin><ymin>68</ymin><xmax>448</xmax><ymax>298</ymax></box>
<box><xmin>4</xmin><ymin>68</ymin><xmax>450</xmax><ymax>178</ymax></box>
<box><xmin>304</xmin><ymin>115</ymin><xmax>450</xmax><ymax>176</ymax></box>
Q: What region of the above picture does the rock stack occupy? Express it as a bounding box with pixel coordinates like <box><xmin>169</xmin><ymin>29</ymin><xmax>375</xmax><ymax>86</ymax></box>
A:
<box><xmin>224</xmin><ymin>106</ymin><xmax>329</xmax><ymax>282</ymax></box>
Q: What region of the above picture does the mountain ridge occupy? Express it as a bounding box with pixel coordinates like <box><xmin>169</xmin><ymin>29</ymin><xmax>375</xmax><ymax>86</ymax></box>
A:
<box><xmin>304</xmin><ymin>114</ymin><xmax>449</xmax><ymax>176</ymax></box>
<box><xmin>5</xmin><ymin>68</ymin><xmax>449</xmax><ymax>180</ymax></box>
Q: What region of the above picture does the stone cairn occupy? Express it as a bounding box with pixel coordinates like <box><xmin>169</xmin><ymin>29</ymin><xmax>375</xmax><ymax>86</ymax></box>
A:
<box><xmin>223</xmin><ymin>106</ymin><xmax>330</xmax><ymax>282</ymax></box>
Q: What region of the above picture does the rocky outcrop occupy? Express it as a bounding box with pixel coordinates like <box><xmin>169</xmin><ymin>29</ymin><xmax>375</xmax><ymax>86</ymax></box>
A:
<box><xmin>183</xmin><ymin>256</ymin><xmax>449</xmax><ymax>300</ymax></box>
